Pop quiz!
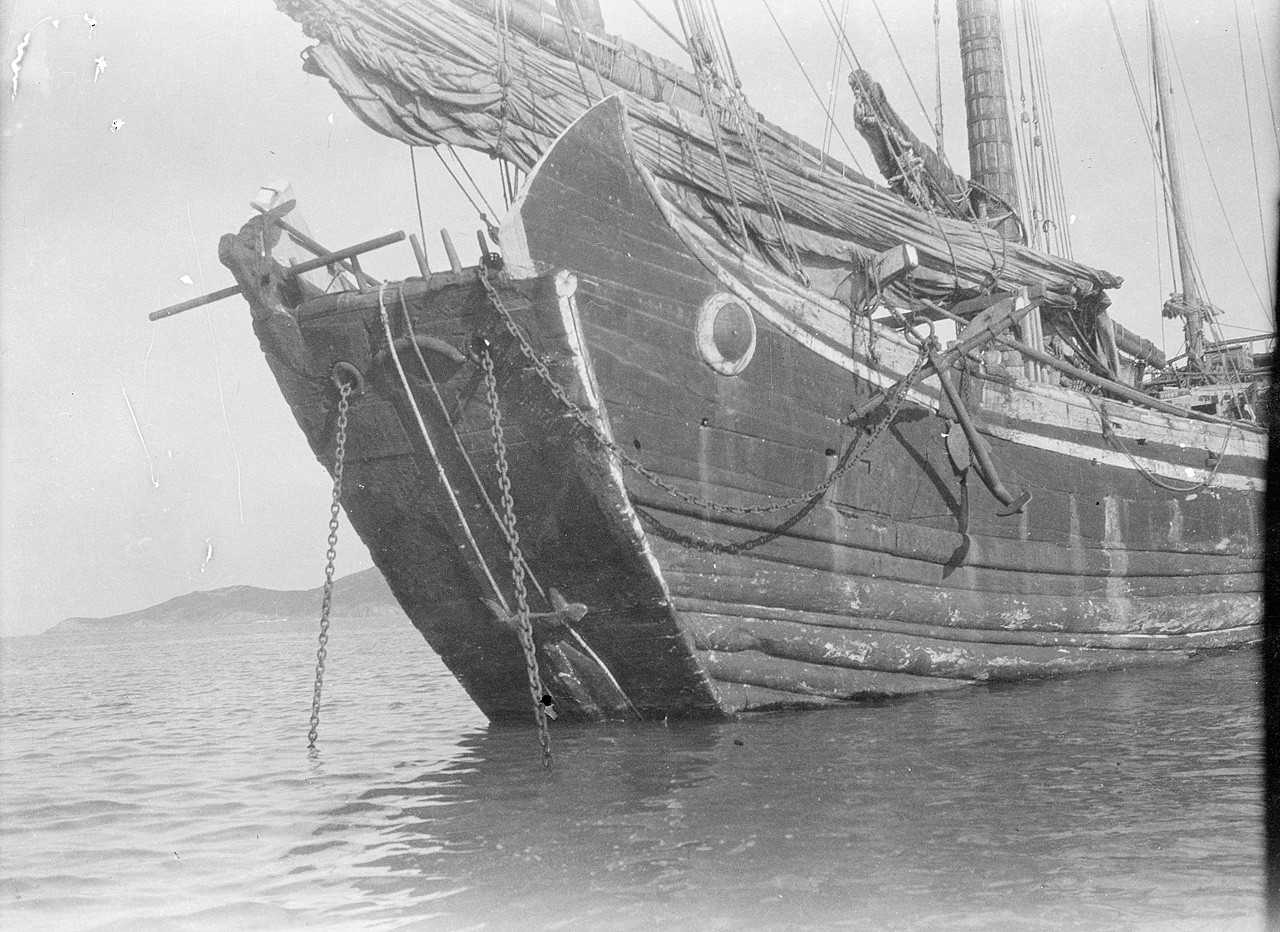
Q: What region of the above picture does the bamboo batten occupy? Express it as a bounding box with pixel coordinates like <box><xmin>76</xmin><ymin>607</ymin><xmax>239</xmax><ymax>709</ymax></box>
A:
<box><xmin>278</xmin><ymin>0</ymin><xmax>1121</xmax><ymax>311</ymax></box>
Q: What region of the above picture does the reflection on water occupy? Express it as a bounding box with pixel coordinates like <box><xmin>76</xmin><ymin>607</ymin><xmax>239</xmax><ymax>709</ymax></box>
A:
<box><xmin>0</xmin><ymin>618</ymin><xmax>1262</xmax><ymax>930</ymax></box>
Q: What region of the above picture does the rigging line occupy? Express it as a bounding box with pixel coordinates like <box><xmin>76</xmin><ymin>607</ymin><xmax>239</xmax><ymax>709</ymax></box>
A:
<box><xmin>867</xmin><ymin>0</ymin><xmax>938</xmax><ymax>142</ymax></box>
<box><xmin>1106</xmin><ymin>1</ymin><xmax>1211</xmax><ymax>310</ymax></box>
<box><xmin>1248</xmin><ymin>0</ymin><xmax>1280</xmax><ymax>161</ymax></box>
<box><xmin>409</xmin><ymin>147</ymin><xmax>428</xmax><ymax>249</ymax></box>
<box><xmin>628</xmin><ymin>0</ymin><xmax>688</xmax><ymax>54</ymax></box>
<box><xmin>933</xmin><ymin>0</ymin><xmax>944</xmax><ymax>156</ymax></box>
<box><xmin>1003</xmin><ymin>0</ymin><xmax>1037</xmax><ymax>247</ymax></box>
<box><xmin>451</xmin><ymin>146</ymin><xmax>498</xmax><ymax>220</ymax></box>
<box><xmin>699</xmin><ymin>0</ymin><xmax>808</xmax><ymax>281</ymax></box>
<box><xmin>1017</xmin><ymin>0</ymin><xmax>1056</xmax><ymax>254</ymax></box>
<box><xmin>434</xmin><ymin>148</ymin><xmax>487</xmax><ymax>221</ymax></box>
<box><xmin>1025</xmin><ymin>2</ymin><xmax>1060</xmax><ymax>255</ymax></box>
<box><xmin>1031</xmin><ymin>0</ymin><xmax>1075</xmax><ymax>258</ymax></box>
<box><xmin>817</xmin><ymin>0</ymin><xmax>973</xmax><ymax>276</ymax></box>
<box><xmin>555</xmin><ymin>5</ymin><xmax>597</xmax><ymax>106</ymax></box>
<box><xmin>566</xmin><ymin>0</ymin><xmax>610</xmax><ymax>100</ymax></box>
<box><xmin>671</xmin><ymin>0</ymin><xmax>750</xmax><ymax>244</ymax></box>
<box><xmin>1164</xmin><ymin>26</ymin><xmax>1270</xmax><ymax>318</ymax></box>
<box><xmin>821</xmin><ymin>0</ymin><xmax>850</xmax><ymax>163</ymax></box>
<box><xmin>759</xmin><ymin>0</ymin><xmax>866</xmax><ymax>174</ymax></box>
<box><xmin>1233</xmin><ymin>0</ymin><xmax>1275</xmax><ymax>303</ymax></box>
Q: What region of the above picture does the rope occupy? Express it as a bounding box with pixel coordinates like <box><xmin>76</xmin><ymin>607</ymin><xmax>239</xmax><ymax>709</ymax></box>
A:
<box><xmin>1232</xmin><ymin>0</ymin><xmax>1275</xmax><ymax>303</ymax></box>
<box><xmin>480</xmin><ymin>345</ymin><xmax>552</xmax><ymax>767</ymax></box>
<box><xmin>395</xmin><ymin>290</ymin><xmax>547</xmax><ymax>602</ymax></box>
<box><xmin>1248</xmin><ymin>0</ymin><xmax>1280</xmax><ymax>165</ymax></box>
<box><xmin>307</xmin><ymin>378</ymin><xmax>352</xmax><ymax>750</ymax></box>
<box><xmin>1085</xmin><ymin>394</ymin><xmax>1233</xmax><ymax>494</ymax></box>
<box><xmin>627</xmin><ymin>0</ymin><xmax>688</xmax><ymax>54</ymax></box>
<box><xmin>867</xmin><ymin>0</ymin><xmax>937</xmax><ymax>141</ymax></box>
<box><xmin>434</xmin><ymin>147</ymin><xmax>492</xmax><ymax>227</ymax></box>
<box><xmin>377</xmin><ymin>285</ymin><xmax>512</xmax><ymax>610</ymax></box>
<box><xmin>672</xmin><ymin>0</ymin><xmax>750</xmax><ymax>248</ymax></box>
<box><xmin>554</xmin><ymin>1</ymin><xmax>597</xmax><ymax>106</ymax></box>
<box><xmin>821</xmin><ymin>0</ymin><xmax>849</xmax><ymax>164</ymax></box>
<box><xmin>933</xmin><ymin>0</ymin><xmax>944</xmax><ymax>157</ymax></box>
<box><xmin>1163</xmin><ymin>19</ymin><xmax>1270</xmax><ymax>321</ymax></box>
<box><xmin>759</xmin><ymin>0</ymin><xmax>865</xmax><ymax>174</ymax></box>
<box><xmin>409</xmin><ymin>147</ymin><xmax>428</xmax><ymax>249</ymax></box>
<box><xmin>478</xmin><ymin>269</ymin><xmax>928</xmax><ymax>553</ymax></box>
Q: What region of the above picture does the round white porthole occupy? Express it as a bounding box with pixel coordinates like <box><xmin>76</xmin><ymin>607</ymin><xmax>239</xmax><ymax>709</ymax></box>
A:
<box><xmin>695</xmin><ymin>293</ymin><xmax>757</xmax><ymax>376</ymax></box>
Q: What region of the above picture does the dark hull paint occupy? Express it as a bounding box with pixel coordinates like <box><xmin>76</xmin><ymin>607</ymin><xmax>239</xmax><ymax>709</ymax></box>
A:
<box><xmin>228</xmin><ymin>96</ymin><xmax>1261</xmax><ymax>720</ymax></box>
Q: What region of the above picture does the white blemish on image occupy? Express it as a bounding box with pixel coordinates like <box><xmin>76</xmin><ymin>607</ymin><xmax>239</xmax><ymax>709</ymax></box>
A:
<box><xmin>200</xmin><ymin>539</ymin><xmax>214</xmax><ymax>573</ymax></box>
<box><xmin>110</xmin><ymin>119</ymin><xmax>124</xmax><ymax>132</ymax></box>
<box><xmin>11</xmin><ymin>17</ymin><xmax>51</xmax><ymax>100</ymax></box>
<box><xmin>121</xmin><ymin>387</ymin><xmax>159</xmax><ymax>489</ymax></box>
<box><xmin>84</xmin><ymin>14</ymin><xmax>97</xmax><ymax>39</ymax></box>
<box><xmin>179</xmin><ymin>275</ymin><xmax>194</xmax><ymax>286</ymax></box>
<box><xmin>94</xmin><ymin>56</ymin><xmax>106</xmax><ymax>81</ymax></box>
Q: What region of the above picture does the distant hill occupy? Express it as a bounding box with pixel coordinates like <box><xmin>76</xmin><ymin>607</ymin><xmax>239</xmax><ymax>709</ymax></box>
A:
<box><xmin>46</xmin><ymin>567</ymin><xmax>405</xmax><ymax>635</ymax></box>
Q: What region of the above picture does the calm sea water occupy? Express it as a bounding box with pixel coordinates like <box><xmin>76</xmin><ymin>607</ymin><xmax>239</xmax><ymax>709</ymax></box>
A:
<box><xmin>0</xmin><ymin>614</ymin><xmax>1263</xmax><ymax>931</ymax></box>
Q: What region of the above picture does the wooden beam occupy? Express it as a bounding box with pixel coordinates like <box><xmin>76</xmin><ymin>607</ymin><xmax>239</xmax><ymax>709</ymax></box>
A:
<box><xmin>283</xmin><ymin>231</ymin><xmax>405</xmax><ymax>278</ymax></box>
<box><xmin>868</xmin><ymin>244</ymin><xmax>918</xmax><ymax>290</ymax></box>
<box><xmin>252</xmin><ymin>202</ymin><xmax>380</xmax><ymax>287</ymax></box>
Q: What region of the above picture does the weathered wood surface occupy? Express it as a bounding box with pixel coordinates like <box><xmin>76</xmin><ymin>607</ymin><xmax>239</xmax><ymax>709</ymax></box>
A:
<box><xmin>501</xmin><ymin>96</ymin><xmax>1261</xmax><ymax>708</ymax></box>
<box><xmin>230</xmin><ymin>96</ymin><xmax>1261</xmax><ymax>719</ymax></box>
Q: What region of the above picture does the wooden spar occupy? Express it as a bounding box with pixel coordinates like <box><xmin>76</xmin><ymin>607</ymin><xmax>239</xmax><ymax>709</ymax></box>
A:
<box><xmin>956</xmin><ymin>0</ymin><xmax>1021</xmax><ymax>239</ymax></box>
<box><xmin>846</xmin><ymin>295</ymin><xmax>1042</xmax><ymax>423</ymax></box>
<box><xmin>283</xmin><ymin>231</ymin><xmax>405</xmax><ymax>277</ymax></box>
<box><xmin>999</xmin><ymin>333</ymin><xmax>1254</xmax><ymax>430</ymax></box>
<box><xmin>441</xmin><ymin>229</ymin><xmax>462</xmax><ymax>273</ymax></box>
<box><xmin>1148</xmin><ymin>0</ymin><xmax>1205</xmax><ymax>366</ymax></box>
<box><xmin>251</xmin><ymin>202</ymin><xmax>381</xmax><ymax>287</ymax></box>
<box><xmin>149</xmin><ymin>284</ymin><xmax>243</xmax><ymax>322</ymax></box>
<box><xmin>920</xmin><ymin>297</ymin><xmax>1254</xmax><ymax>431</ymax></box>
<box><xmin>151</xmin><ymin>228</ymin><xmax>404</xmax><ymax>320</ymax></box>
<box><xmin>926</xmin><ymin>343</ymin><xmax>1029</xmax><ymax>513</ymax></box>
<box><xmin>409</xmin><ymin>233</ymin><xmax>432</xmax><ymax>277</ymax></box>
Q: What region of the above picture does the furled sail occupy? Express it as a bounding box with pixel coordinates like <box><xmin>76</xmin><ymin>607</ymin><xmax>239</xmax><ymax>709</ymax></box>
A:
<box><xmin>277</xmin><ymin>0</ymin><xmax>1122</xmax><ymax>313</ymax></box>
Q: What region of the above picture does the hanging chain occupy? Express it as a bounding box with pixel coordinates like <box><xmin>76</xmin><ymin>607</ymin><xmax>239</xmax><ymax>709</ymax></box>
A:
<box><xmin>479</xmin><ymin>269</ymin><xmax>925</xmax><ymax>518</ymax></box>
<box><xmin>479</xmin><ymin>345</ymin><xmax>552</xmax><ymax>768</ymax></box>
<box><xmin>308</xmin><ymin>379</ymin><xmax>353</xmax><ymax>750</ymax></box>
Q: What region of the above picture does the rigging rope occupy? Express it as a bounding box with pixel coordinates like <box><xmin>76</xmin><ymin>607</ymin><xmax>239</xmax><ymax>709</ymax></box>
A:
<box><xmin>1248</xmin><ymin>0</ymin><xmax>1280</xmax><ymax>165</ymax></box>
<box><xmin>868</xmin><ymin>0</ymin><xmax>938</xmax><ymax>148</ymax></box>
<box><xmin>822</xmin><ymin>0</ymin><xmax>850</xmax><ymax>164</ymax></box>
<box><xmin>759</xmin><ymin>0</ymin><xmax>865</xmax><ymax>174</ymax></box>
<box><xmin>409</xmin><ymin>147</ymin><xmax>428</xmax><ymax>249</ymax></box>
<box><xmin>1232</xmin><ymin>0</ymin><xmax>1275</xmax><ymax>304</ymax></box>
<box><xmin>933</xmin><ymin>0</ymin><xmax>944</xmax><ymax>158</ymax></box>
<box><xmin>675</xmin><ymin>0</ymin><xmax>808</xmax><ymax>283</ymax></box>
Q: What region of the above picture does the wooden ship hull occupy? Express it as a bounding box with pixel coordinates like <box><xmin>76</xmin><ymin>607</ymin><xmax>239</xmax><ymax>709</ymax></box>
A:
<box><xmin>220</xmin><ymin>97</ymin><xmax>1264</xmax><ymax>723</ymax></box>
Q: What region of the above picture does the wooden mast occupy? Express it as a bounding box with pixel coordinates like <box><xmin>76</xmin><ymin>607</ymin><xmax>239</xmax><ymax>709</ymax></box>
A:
<box><xmin>955</xmin><ymin>0</ymin><xmax>1021</xmax><ymax>240</ymax></box>
<box><xmin>1147</xmin><ymin>0</ymin><xmax>1205</xmax><ymax>368</ymax></box>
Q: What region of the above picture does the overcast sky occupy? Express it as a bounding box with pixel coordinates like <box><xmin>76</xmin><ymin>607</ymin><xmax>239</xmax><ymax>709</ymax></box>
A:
<box><xmin>1</xmin><ymin>0</ymin><xmax>1276</xmax><ymax>636</ymax></box>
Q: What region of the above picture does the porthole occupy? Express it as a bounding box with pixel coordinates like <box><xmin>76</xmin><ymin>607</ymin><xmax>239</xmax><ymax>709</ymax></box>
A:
<box><xmin>695</xmin><ymin>293</ymin><xmax>757</xmax><ymax>376</ymax></box>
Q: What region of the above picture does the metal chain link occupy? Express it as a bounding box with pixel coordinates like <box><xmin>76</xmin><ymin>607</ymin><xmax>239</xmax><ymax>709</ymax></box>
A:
<box><xmin>480</xmin><ymin>346</ymin><xmax>552</xmax><ymax>768</ymax></box>
<box><xmin>478</xmin><ymin>269</ymin><xmax>927</xmax><ymax>518</ymax></box>
<box><xmin>308</xmin><ymin>379</ymin><xmax>352</xmax><ymax>750</ymax></box>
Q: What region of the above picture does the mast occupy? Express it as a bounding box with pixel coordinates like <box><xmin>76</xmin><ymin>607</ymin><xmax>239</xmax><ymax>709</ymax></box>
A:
<box><xmin>955</xmin><ymin>0</ymin><xmax>1021</xmax><ymax>240</ymax></box>
<box><xmin>1147</xmin><ymin>0</ymin><xmax>1205</xmax><ymax>367</ymax></box>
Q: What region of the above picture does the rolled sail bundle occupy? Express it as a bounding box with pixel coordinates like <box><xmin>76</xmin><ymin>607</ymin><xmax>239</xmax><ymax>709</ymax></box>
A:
<box><xmin>275</xmin><ymin>0</ymin><xmax>1122</xmax><ymax>313</ymax></box>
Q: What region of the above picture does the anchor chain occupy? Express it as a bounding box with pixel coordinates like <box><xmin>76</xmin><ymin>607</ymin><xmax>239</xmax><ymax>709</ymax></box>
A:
<box><xmin>480</xmin><ymin>345</ymin><xmax>552</xmax><ymax>768</ymax></box>
<box><xmin>308</xmin><ymin>378</ymin><xmax>353</xmax><ymax>749</ymax></box>
<box><xmin>478</xmin><ymin>269</ymin><xmax>925</xmax><ymax>519</ymax></box>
